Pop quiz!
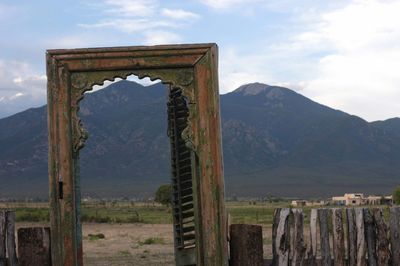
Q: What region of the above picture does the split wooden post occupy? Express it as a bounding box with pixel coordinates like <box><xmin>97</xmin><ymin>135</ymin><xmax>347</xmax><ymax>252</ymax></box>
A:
<box><xmin>355</xmin><ymin>208</ymin><xmax>366</xmax><ymax>266</ymax></box>
<box><xmin>307</xmin><ymin>208</ymin><xmax>318</xmax><ymax>266</ymax></box>
<box><xmin>6</xmin><ymin>211</ymin><xmax>18</xmax><ymax>266</ymax></box>
<box><xmin>347</xmin><ymin>208</ymin><xmax>357</xmax><ymax>266</ymax></box>
<box><xmin>291</xmin><ymin>209</ymin><xmax>305</xmax><ymax>266</ymax></box>
<box><xmin>0</xmin><ymin>211</ymin><xmax>6</xmax><ymax>266</ymax></box>
<box><xmin>390</xmin><ymin>207</ymin><xmax>400</xmax><ymax>265</ymax></box>
<box><xmin>229</xmin><ymin>224</ymin><xmax>263</xmax><ymax>266</ymax></box>
<box><xmin>372</xmin><ymin>208</ymin><xmax>389</xmax><ymax>266</ymax></box>
<box><xmin>363</xmin><ymin>209</ymin><xmax>377</xmax><ymax>266</ymax></box>
<box><xmin>318</xmin><ymin>209</ymin><xmax>331</xmax><ymax>266</ymax></box>
<box><xmin>332</xmin><ymin>208</ymin><xmax>345</xmax><ymax>266</ymax></box>
<box><xmin>18</xmin><ymin>227</ymin><xmax>51</xmax><ymax>266</ymax></box>
<box><xmin>275</xmin><ymin>208</ymin><xmax>291</xmax><ymax>265</ymax></box>
<box><xmin>272</xmin><ymin>208</ymin><xmax>281</xmax><ymax>266</ymax></box>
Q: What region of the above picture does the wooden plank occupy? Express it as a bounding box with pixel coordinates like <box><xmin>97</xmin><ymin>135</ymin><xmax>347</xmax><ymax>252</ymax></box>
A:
<box><xmin>332</xmin><ymin>208</ymin><xmax>345</xmax><ymax>266</ymax></box>
<box><xmin>307</xmin><ymin>208</ymin><xmax>318</xmax><ymax>266</ymax></box>
<box><xmin>193</xmin><ymin>45</ymin><xmax>228</xmax><ymax>265</ymax></box>
<box><xmin>347</xmin><ymin>208</ymin><xmax>357</xmax><ymax>266</ymax></box>
<box><xmin>355</xmin><ymin>208</ymin><xmax>366</xmax><ymax>266</ymax></box>
<box><xmin>363</xmin><ymin>209</ymin><xmax>377</xmax><ymax>266</ymax></box>
<box><xmin>318</xmin><ymin>209</ymin><xmax>331</xmax><ymax>266</ymax></box>
<box><xmin>0</xmin><ymin>211</ymin><xmax>6</xmax><ymax>266</ymax></box>
<box><xmin>276</xmin><ymin>208</ymin><xmax>291</xmax><ymax>266</ymax></box>
<box><xmin>289</xmin><ymin>210</ymin><xmax>295</xmax><ymax>264</ymax></box>
<box><xmin>229</xmin><ymin>224</ymin><xmax>263</xmax><ymax>266</ymax></box>
<box><xmin>18</xmin><ymin>227</ymin><xmax>52</xmax><ymax>266</ymax></box>
<box><xmin>390</xmin><ymin>207</ymin><xmax>400</xmax><ymax>266</ymax></box>
<box><xmin>371</xmin><ymin>208</ymin><xmax>389</xmax><ymax>266</ymax></box>
<box><xmin>6</xmin><ymin>211</ymin><xmax>18</xmax><ymax>266</ymax></box>
<box><xmin>291</xmin><ymin>209</ymin><xmax>305</xmax><ymax>266</ymax></box>
<box><xmin>272</xmin><ymin>208</ymin><xmax>281</xmax><ymax>265</ymax></box>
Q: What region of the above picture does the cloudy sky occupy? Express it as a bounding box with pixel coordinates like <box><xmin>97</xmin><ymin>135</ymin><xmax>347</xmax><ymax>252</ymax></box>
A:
<box><xmin>0</xmin><ymin>0</ymin><xmax>399</xmax><ymax>121</ymax></box>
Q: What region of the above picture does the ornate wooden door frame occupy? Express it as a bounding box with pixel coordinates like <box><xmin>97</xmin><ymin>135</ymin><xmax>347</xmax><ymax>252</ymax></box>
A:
<box><xmin>46</xmin><ymin>44</ymin><xmax>228</xmax><ymax>266</ymax></box>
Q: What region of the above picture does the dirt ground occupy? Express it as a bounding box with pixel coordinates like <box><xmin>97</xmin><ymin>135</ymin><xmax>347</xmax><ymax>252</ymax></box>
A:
<box><xmin>83</xmin><ymin>223</ymin><xmax>175</xmax><ymax>266</ymax></box>
<box><xmin>15</xmin><ymin>222</ymin><xmax>275</xmax><ymax>265</ymax></box>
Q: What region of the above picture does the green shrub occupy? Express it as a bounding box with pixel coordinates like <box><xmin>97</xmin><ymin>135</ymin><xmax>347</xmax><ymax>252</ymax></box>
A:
<box><xmin>138</xmin><ymin>237</ymin><xmax>164</xmax><ymax>245</ymax></box>
<box><xmin>155</xmin><ymin>184</ymin><xmax>172</xmax><ymax>206</ymax></box>
<box><xmin>87</xmin><ymin>233</ymin><xmax>105</xmax><ymax>240</ymax></box>
<box><xmin>393</xmin><ymin>186</ymin><xmax>400</xmax><ymax>204</ymax></box>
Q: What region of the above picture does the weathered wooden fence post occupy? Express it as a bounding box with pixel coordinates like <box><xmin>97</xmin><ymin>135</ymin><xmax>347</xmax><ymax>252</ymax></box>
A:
<box><xmin>346</xmin><ymin>208</ymin><xmax>357</xmax><ymax>266</ymax></box>
<box><xmin>307</xmin><ymin>208</ymin><xmax>318</xmax><ymax>266</ymax></box>
<box><xmin>390</xmin><ymin>207</ymin><xmax>400</xmax><ymax>265</ymax></box>
<box><xmin>272</xmin><ymin>208</ymin><xmax>281</xmax><ymax>266</ymax></box>
<box><xmin>273</xmin><ymin>208</ymin><xmax>291</xmax><ymax>265</ymax></box>
<box><xmin>0</xmin><ymin>211</ymin><xmax>18</xmax><ymax>266</ymax></box>
<box><xmin>372</xmin><ymin>208</ymin><xmax>389</xmax><ymax>266</ymax></box>
<box><xmin>6</xmin><ymin>211</ymin><xmax>18</xmax><ymax>266</ymax></box>
<box><xmin>363</xmin><ymin>208</ymin><xmax>377</xmax><ymax>266</ymax></box>
<box><xmin>229</xmin><ymin>224</ymin><xmax>263</xmax><ymax>266</ymax></box>
<box><xmin>332</xmin><ymin>208</ymin><xmax>345</xmax><ymax>266</ymax></box>
<box><xmin>0</xmin><ymin>211</ymin><xmax>6</xmax><ymax>266</ymax></box>
<box><xmin>290</xmin><ymin>209</ymin><xmax>305</xmax><ymax>266</ymax></box>
<box><xmin>355</xmin><ymin>208</ymin><xmax>366</xmax><ymax>266</ymax></box>
<box><xmin>318</xmin><ymin>209</ymin><xmax>331</xmax><ymax>266</ymax></box>
<box><xmin>18</xmin><ymin>227</ymin><xmax>51</xmax><ymax>266</ymax></box>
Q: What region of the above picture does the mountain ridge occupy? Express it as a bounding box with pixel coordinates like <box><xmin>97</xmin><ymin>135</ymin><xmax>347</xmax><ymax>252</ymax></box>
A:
<box><xmin>0</xmin><ymin>81</ymin><xmax>399</xmax><ymax>198</ymax></box>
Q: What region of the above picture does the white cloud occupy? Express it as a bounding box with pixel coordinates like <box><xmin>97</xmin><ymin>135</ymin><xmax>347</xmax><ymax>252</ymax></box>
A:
<box><xmin>44</xmin><ymin>35</ymin><xmax>101</xmax><ymax>49</ymax></box>
<box><xmin>80</xmin><ymin>0</ymin><xmax>199</xmax><ymax>36</ymax></box>
<box><xmin>199</xmin><ymin>0</ymin><xmax>262</xmax><ymax>9</ymax></box>
<box><xmin>161</xmin><ymin>8</ymin><xmax>200</xmax><ymax>20</ymax></box>
<box><xmin>0</xmin><ymin>60</ymin><xmax>46</xmax><ymax>117</ymax></box>
<box><xmin>143</xmin><ymin>30</ymin><xmax>182</xmax><ymax>45</ymax></box>
<box><xmin>281</xmin><ymin>0</ymin><xmax>400</xmax><ymax>121</ymax></box>
<box><xmin>219</xmin><ymin>48</ymin><xmax>273</xmax><ymax>93</ymax></box>
<box><xmin>78</xmin><ymin>19</ymin><xmax>176</xmax><ymax>34</ymax></box>
<box><xmin>275</xmin><ymin>81</ymin><xmax>307</xmax><ymax>92</ymax></box>
<box><xmin>9</xmin><ymin>92</ymin><xmax>24</xmax><ymax>100</ymax></box>
<box><xmin>102</xmin><ymin>0</ymin><xmax>158</xmax><ymax>17</ymax></box>
<box><xmin>293</xmin><ymin>0</ymin><xmax>400</xmax><ymax>52</ymax></box>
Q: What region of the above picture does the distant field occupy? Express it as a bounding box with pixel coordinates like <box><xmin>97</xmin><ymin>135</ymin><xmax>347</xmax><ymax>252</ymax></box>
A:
<box><xmin>0</xmin><ymin>201</ymin><xmax>293</xmax><ymax>224</ymax></box>
<box><xmin>0</xmin><ymin>200</ymin><xmax>391</xmax><ymax>224</ymax></box>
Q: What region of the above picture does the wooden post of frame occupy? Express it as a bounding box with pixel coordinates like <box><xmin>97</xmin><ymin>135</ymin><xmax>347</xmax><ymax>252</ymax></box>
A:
<box><xmin>46</xmin><ymin>44</ymin><xmax>228</xmax><ymax>266</ymax></box>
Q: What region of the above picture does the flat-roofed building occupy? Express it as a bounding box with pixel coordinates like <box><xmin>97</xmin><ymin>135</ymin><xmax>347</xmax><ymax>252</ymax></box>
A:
<box><xmin>291</xmin><ymin>200</ymin><xmax>307</xmax><ymax>207</ymax></box>
<box><xmin>332</xmin><ymin>193</ymin><xmax>365</xmax><ymax>206</ymax></box>
<box><xmin>332</xmin><ymin>193</ymin><xmax>392</xmax><ymax>206</ymax></box>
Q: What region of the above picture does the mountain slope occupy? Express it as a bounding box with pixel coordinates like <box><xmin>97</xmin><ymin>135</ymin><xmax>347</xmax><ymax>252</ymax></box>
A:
<box><xmin>0</xmin><ymin>81</ymin><xmax>399</xmax><ymax>198</ymax></box>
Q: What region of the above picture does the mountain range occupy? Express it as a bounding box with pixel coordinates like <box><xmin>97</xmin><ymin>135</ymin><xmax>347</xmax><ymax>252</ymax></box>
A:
<box><xmin>0</xmin><ymin>80</ymin><xmax>399</xmax><ymax>198</ymax></box>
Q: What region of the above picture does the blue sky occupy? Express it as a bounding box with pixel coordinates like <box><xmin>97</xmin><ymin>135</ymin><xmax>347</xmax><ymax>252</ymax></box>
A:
<box><xmin>0</xmin><ymin>0</ymin><xmax>399</xmax><ymax>121</ymax></box>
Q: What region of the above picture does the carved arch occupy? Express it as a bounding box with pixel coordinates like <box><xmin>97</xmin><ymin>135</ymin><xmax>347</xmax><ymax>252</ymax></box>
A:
<box><xmin>46</xmin><ymin>44</ymin><xmax>227</xmax><ymax>266</ymax></box>
<box><xmin>70</xmin><ymin>68</ymin><xmax>196</xmax><ymax>152</ymax></box>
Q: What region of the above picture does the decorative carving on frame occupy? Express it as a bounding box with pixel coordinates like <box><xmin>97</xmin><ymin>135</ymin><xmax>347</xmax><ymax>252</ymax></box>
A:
<box><xmin>47</xmin><ymin>44</ymin><xmax>228</xmax><ymax>266</ymax></box>
<box><xmin>70</xmin><ymin>68</ymin><xmax>196</xmax><ymax>153</ymax></box>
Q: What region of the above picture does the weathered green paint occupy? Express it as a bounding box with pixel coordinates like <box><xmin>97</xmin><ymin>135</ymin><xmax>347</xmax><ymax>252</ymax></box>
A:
<box><xmin>47</xmin><ymin>44</ymin><xmax>227</xmax><ymax>265</ymax></box>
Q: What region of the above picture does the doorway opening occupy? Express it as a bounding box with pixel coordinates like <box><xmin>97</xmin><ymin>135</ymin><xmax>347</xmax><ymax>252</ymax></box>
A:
<box><xmin>77</xmin><ymin>74</ymin><xmax>196</xmax><ymax>264</ymax></box>
<box><xmin>46</xmin><ymin>44</ymin><xmax>228</xmax><ymax>265</ymax></box>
